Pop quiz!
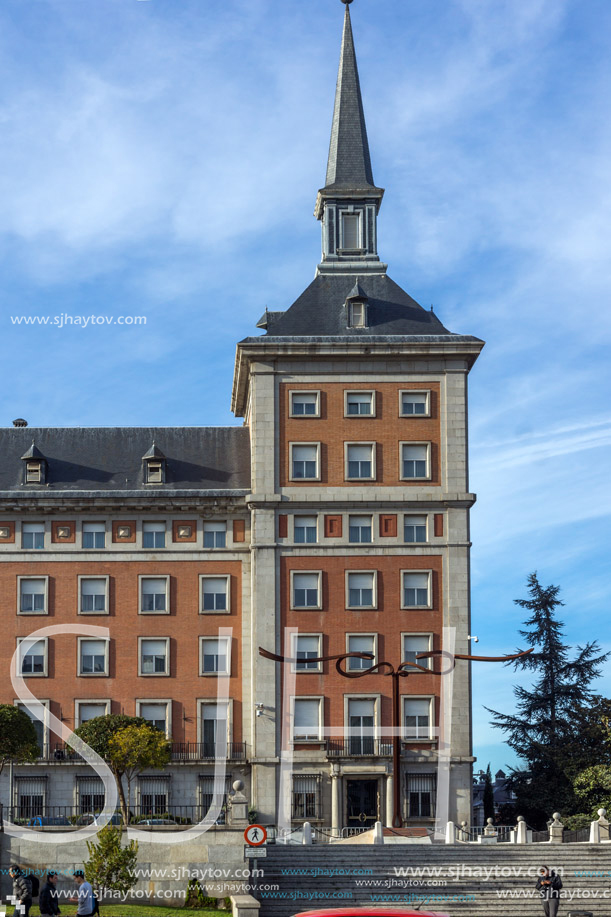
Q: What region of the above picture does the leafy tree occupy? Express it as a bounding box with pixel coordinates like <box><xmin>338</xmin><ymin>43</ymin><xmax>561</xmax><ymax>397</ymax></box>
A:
<box><xmin>483</xmin><ymin>764</ymin><xmax>495</xmax><ymax>822</ymax></box>
<box><xmin>486</xmin><ymin>573</ymin><xmax>609</xmax><ymax>827</ymax></box>
<box><xmin>573</xmin><ymin>765</ymin><xmax>611</xmax><ymax>817</ymax></box>
<box><xmin>0</xmin><ymin>705</ymin><xmax>40</xmax><ymax>778</ymax></box>
<box><xmin>84</xmin><ymin>824</ymin><xmax>138</xmax><ymax>898</ymax></box>
<box><xmin>73</xmin><ymin>715</ymin><xmax>170</xmax><ymax>824</ymax></box>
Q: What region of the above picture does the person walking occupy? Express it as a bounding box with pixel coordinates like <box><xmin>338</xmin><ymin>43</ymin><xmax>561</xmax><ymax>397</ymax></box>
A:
<box><xmin>39</xmin><ymin>872</ymin><xmax>61</xmax><ymax>917</ymax></box>
<box><xmin>8</xmin><ymin>866</ymin><xmax>33</xmax><ymax>917</ymax></box>
<box><xmin>70</xmin><ymin>871</ymin><xmax>95</xmax><ymax>917</ymax></box>
<box><xmin>536</xmin><ymin>866</ymin><xmax>563</xmax><ymax>917</ymax></box>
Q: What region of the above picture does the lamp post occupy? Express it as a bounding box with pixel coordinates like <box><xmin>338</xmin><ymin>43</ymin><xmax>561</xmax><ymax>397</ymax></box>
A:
<box><xmin>260</xmin><ymin>645</ymin><xmax>532</xmax><ymax>829</ymax></box>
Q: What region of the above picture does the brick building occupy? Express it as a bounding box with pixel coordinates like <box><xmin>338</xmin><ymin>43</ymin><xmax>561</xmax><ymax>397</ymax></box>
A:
<box><xmin>0</xmin><ymin>2</ymin><xmax>483</xmax><ymax>831</ymax></box>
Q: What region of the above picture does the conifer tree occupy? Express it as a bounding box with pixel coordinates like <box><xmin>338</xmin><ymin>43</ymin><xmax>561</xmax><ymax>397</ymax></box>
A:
<box><xmin>483</xmin><ymin>764</ymin><xmax>495</xmax><ymax>822</ymax></box>
<box><xmin>84</xmin><ymin>824</ymin><xmax>138</xmax><ymax>898</ymax></box>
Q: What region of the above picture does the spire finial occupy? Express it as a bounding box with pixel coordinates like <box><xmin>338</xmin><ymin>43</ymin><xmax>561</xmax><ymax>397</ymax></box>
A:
<box><xmin>341</xmin><ymin>0</ymin><xmax>353</xmax><ymax>5</ymax></box>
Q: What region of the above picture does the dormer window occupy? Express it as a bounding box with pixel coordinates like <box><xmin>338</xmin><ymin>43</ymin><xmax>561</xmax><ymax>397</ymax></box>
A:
<box><xmin>349</xmin><ymin>301</ymin><xmax>367</xmax><ymax>328</ymax></box>
<box><xmin>146</xmin><ymin>461</ymin><xmax>163</xmax><ymax>484</ymax></box>
<box><xmin>142</xmin><ymin>444</ymin><xmax>166</xmax><ymax>485</ymax></box>
<box><xmin>26</xmin><ymin>461</ymin><xmax>42</xmax><ymax>483</ymax></box>
<box><xmin>20</xmin><ymin>443</ymin><xmax>46</xmax><ymax>485</ymax></box>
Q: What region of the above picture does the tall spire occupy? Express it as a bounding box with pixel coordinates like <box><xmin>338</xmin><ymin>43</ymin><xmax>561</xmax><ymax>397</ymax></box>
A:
<box><xmin>315</xmin><ymin>2</ymin><xmax>385</xmax><ymax>275</ymax></box>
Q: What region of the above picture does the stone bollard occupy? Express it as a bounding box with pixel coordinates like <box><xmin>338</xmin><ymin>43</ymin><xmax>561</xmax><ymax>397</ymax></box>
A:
<box><xmin>458</xmin><ymin>820</ymin><xmax>469</xmax><ymax>842</ymax></box>
<box><xmin>549</xmin><ymin>812</ymin><xmax>564</xmax><ymax>844</ymax></box>
<box><xmin>228</xmin><ymin>779</ymin><xmax>249</xmax><ymax>826</ymax></box>
<box><xmin>478</xmin><ymin>817</ymin><xmax>498</xmax><ymax>844</ymax></box>
<box><xmin>302</xmin><ymin>822</ymin><xmax>312</xmax><ymax>845</ymax></box>
<box><xmin>589</xmin><ymin>820</ymin><xmax>600</xmax><ymax>844</ymax></box>
<box><xmin>598</xmin><ymin>809</ymin><xmax>610</xmax><ymax>842</ymax></box>
<box><xmin>373</xmin><ymin>821</ymin><xmax>384</xmax><ymax>845</ymax></box>
<box><xmin>445</xmin><ymin>820</ymin><xmax>456</xmax><ymax>844</ymax></box>
<box><xmin>515</xmin><ymin>816</ymin><xmax>527</xmax><ymax>844</ymax></box>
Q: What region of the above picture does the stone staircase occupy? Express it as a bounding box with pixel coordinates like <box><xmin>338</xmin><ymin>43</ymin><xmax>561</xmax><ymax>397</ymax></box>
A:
<box><xmin>253</xmin><ymin>844</ymin><xmax>611</xmax><ymax>917</ymax></box>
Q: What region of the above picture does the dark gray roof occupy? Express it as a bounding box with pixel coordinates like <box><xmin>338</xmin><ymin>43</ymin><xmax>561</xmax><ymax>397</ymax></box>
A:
<box><xmin>0</xmin><ymin>427</ymin><xmax>250</xmax><ymax>493</ymax></box>
<box><xmin>322</xmin><ymin>5</ymin><xmax>380</xmax><ymax>194</ymax></box>
<box><xmin>255</xmin><ymin>272</ymin><xmax>454</xmax><ymax>336</ymax></box>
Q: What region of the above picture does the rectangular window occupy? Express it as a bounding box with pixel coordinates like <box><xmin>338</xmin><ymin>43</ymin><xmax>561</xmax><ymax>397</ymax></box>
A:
<box><xmin>201</xmin><ymin>576</ymin><xmax>229</xmax><ymax>612</ymax></box>
<box><xmin>25</xmin><ymin>462</ymin><xmax>42</xmax><ymax>483</ymax></box>
<box><xmin>346</xmin><ymin>443</ymin><xmax>375</xmax><ymax>480</ymax></box>
<box><xmin>347</xmin><ymin>634</ymin><xmax>376</xmax><ymax>671</ymax></box>
<box><xmin>291</xmin><ymin>444</ymin><xmax>319</xmax><ymax>480</ymax></box>
<box><xmin>407</xmin><ymin>773</ymin><xmax>436</xmax><ymax>818</ymax></box>
<box><xmin>139</xmin><ymin>638</ymin><xmax>169</xmax><ymax>676</ymax></box>
<box><xmin>22</xmin><ymin>523</ymin><xmax>44</xmax><ymax>550</ymax></box>
<box><xmin>16</xmin><ymin>704</ymin><xmax>46</xmax><ymax>757</ymax></box>
<box><xmin>79</xmin><ymin>639</ymin><xmax>108</xmax><ymax>676</ymax></box>
<box><xmin>293</xmin><ymin>698</ymin><xmax>321</xmax><ymax>741</ymax></box>
<box><xmin>78</xmin><ymin>777</ymin><xmax>105</xmax><ymax>815</ymax></box>
<box><xmin>292</xmin><ymin>775</ymin><xmax>321</xmax><ymax>820</ymax></box>
<box><xmin>146</xmin><ymin>461</ymin><xmax>164</xmax><ymax>484</ymax></box>
<box><xmin>293</xmin><ymin>635</ymin><xmax>321</xmax><ymax>672</ymax></box>
<box><xmin>345</xmin><ymin>391</ymin><xmax>374</xmax><ymax>416</ymax></box>
<box><xmin>140</xmin><ymin>577</ymin><xmax>168</xmax><ymax>613</ymax></box>
<box><xmin>204</xmin><ymin>522</ymin><xmax>226</xmax><ymax>549</ymax></box>
<box><xmin>80</xmin><ymin>577</ymin><xmax>108</xmax><ymax>613</ymax></box>
<box><xmin>401</xmin><ymin>443</ymin><xmax>430</xmax><ymax>480</ymax></box>
<box><xmin>290</xmin><ymin>392</ymin><xmax>320</xmax><ymax>417</ymax></box>
<box><xmin>402</xmin><ymin>572</ymin><xmax>431</xmax><ymax>608</ymax></box>
<box><xmin>139</xmin><ymin>703</ymin><xmax>168</xmax><ymax>733</ymax></box>
<box><xmin>294</xmin><ymin>516</ymin><xmax>317</xmax><ymax>544</ymax></box>
<box><xmin>400</xmin><ymin>390</ymin><xmax>430</xmax><ymax>417</ymax></box>
<box><xmin>349</xmin><ymin>515</ymin><xmax>372</xmax><ymax>543</ymax></box>
<box><xmin>347</xmin><ymin>571</ymin><xmax>376</xmax><ymax>609</ymax></box>
<box><xmin>77</xmin><ymin>703</ymin><xmax>109</xmax><ymax>725</ymax></box>
<box><xmin>15</xmin><ymin>776</ymin><xmax>46</xmax><ymax>819</ymax></box>
<box><xmin>201</xmin><ymin>703</ymin><xmax>228</xmax><ymax>757</ymax></box>
<box><xmin>139</xmin><ymin>776</ymin><xmax>169</xmax><ymax>815</ymax></box>
<box><xmin>349</xmin><ymin>301</ymin><xmax>367</xmax><ymax>327</ymax></box>
<box><xmin>404</xmin><ymin>698</ymin><xmax>432</xmax><ymax>740</ymax></box>
<box><xmin>19</xmin><ymin>578</ymin><xmax>47</xmax><ymax>614</ymax></box>
<box><xmin>200</xmin><ymin>775</ymin><xmax>232</xmax><ymax>825</ymax></box>
<box><xmin>292</xmin><ymin>572</ymin><xmax>320</xmax><ymax>609</ymax></box>
<box><xmin>200</xmin><ymin>637</ymin><xmax>231</xmax><ymax>675</ymax></box>
<box><xmin>142</xmin><ymin>522</ymin><xmax>166</xmax><ymax>549</ymax></box>
<box><xmin>403</xmin><ymin>634</ymin><xmax>432</xmax><ymax>669</ymax></box>
<box><xmin>18</xmin><ymin>639</ymin><xmax>47</xmax><ymax>676</ymax></box>
<box><xmin>404</xmin><ymin>515</ymin><xmax>427</xmax><ymax>543</ymax></box>
<box><xmin>342</xmin><ymin>213</ymin><xmax>360</xmax><ymax>249</ymax></box>
<box><xmin>348</xmin><ymin>698</ymin><xmax>375</xmax><ymax>755</ymax></box>
<box><xmin>82</xmin><ymin>523</ymin><xmax>106</xmax><ymax>549</ymax></box>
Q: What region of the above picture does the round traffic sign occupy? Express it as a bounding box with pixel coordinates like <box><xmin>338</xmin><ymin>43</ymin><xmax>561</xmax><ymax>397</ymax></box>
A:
<box><xmin>244</xmin><ymin>824</ymin><xmax>267</xmax><ymax>846</ymax></box>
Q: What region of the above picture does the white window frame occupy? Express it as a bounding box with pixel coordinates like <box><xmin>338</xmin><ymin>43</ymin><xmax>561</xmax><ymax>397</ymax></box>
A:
<box><xmin>344</xmin><ymin>390</ymin><xmax>376</xmax><ymax>418</ymax></box>
<box><xmin>340</xmin><ymin>210</ymin><xmax>362</xmax><ymax>252</ymax></box>
<box><xmin>289</xmin><ymin>442</ymin><xmax>321</xmax><ymax>482</ymax></box>
<box><xmin>199</xmin><ymin>574</ymin><xmax>231</xmax><ymax>615</ymax></box>
<box><xmin>138</xmin><ymin>636</ymin><xmax>170</xmax><ymax>677</ymax></box>
<box><xmin>399</xmin><ymin>442</ymin><xmax>431</xmax><ymax>481</ymax></box>
<box><xmin>199</xmin><ymin>636</ymin><xmax>232</xmax><ymax>676</ymax></box>
<box><xmin>348</xmin><ymin>514</ymin><xmax>374</xmax><ymax>544</ymax></box>
<box><xmin>401</xmin><ymin>570</ymin><xmax>433</xmax><ymax>610</ymax></box>
<box><xmin>290</xmin><ymin>570</ymin><xmax>322</xmax><ymax>611</ymax></box>
<box><xmin>292</xmin><ymin>696</ymin><xmax>323</xmax><ymax>742</ymax></box>
<box><xmin>399</xmin><ymin>389</ymin><xmax>431</xmax><ymax>418</ymax></box>
<box><xmin>403</xmin><ymin>695</ymin><xmax>435</xmax><ymax>741</ymax></box>
<box><xmin>344</xmin><ymin>693</ymin><xmax>381</xmax><ymax>748</ymax></box>
<box><xmin>345</xmin><ymin>570</ymin><xmax>378</xmax><ymax>610</ymax></box>
<box><xmin>293</xmin><ymin>515</ymin><xmax>318</xmax><ymax>545</ymax></box>
<box><xmin>203</xmin><ymin>521</ymin><xmax>227</xmax><ymax>549</ymax></box>
<box><xmin>289</xmin><ymin>391</ymin><xmax>321</xmax><ymax>418</ymax></box>
<box><xmin>17</xmin><ymin>637</ymin><xmax>49</xmax><ymax>678</ymax></box>
<box><xmin>136</xmin><ymin>699</ymin><xmax>172</xmax><ymax>737</ymax></box>
<box><xmin>291</xmin><ymin>633</ymin><xmax>322</xmax><ymax>674</ymax></box>
<box><xmin>77</xmin><ymin>637</ymin><xmax>110</xmax><ymax>677</ymax></box>
<box><xmin>78</xmin><ymin>575</ymin><xmax>110</xmax><ymax>615</ymax></box>
<box><xmin>21</xmin><ymin>522</ymin><xmax>45</xmax><ymax>550</ymax></box>
<box><xmin>197</xmin><ymin>699</ymin><xmax>233</xmax><ymax>746</ymax></box>
<box><xmin>14</xmin><ymin>699</ymin><xmax>49</xmax><ymax>758</ymax></box>
<box><xmin>75</xmin><ymin>699</ymin><xmax>111</xmax><ymax>726</ymax></box>
<box><xmin>348</xmin><ymin>301</ymin><xmax>367</xmax><ymax>328</ymax></box>
<box><xmin>344</xmin><ymin>442</ymin><xmax>376</xmax><ymax>482</ymax></box>
<box><xmin>404</xmin><ymin>514</ymin><xmax>428</xmax><ymax>544</ymax></box>
<box><xmin>402</xmin><ymin>632</ymin><xmax>433</xmax><ymax>670</ymax></box>
<box><xmin>345</xmin><ymin>633</ymin><xmax>378</xmax><ymax>672</ymax></box>
<box><xmin>17</xmin><ymin>576</ymin><xmax>49</xmax><ymax>616</ymax></box>
<box><xmin>138</xmin><ymin>575</ymin><xmax>170</xmax><ymax>615</ymax></box>
<box><xmin>81</xmin><ymin>522</ymin><xmax>107</xmax><ymax>550</ymax></box>
<box><xmin>142</xmin><ymin>521</ymin><xmax>166</xmax><ymax>550</ymax></box>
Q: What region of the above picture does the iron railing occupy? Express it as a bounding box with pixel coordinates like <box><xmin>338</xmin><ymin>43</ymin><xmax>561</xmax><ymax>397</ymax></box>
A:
<box><xmin>49</xmin><ymin>742</ymin><xmax>246</xmax><ymax>762</ymax></box>
<box><xmin>326</xmin><ymin>739</ymin><xmax>393</xmax><ymax>757</ymax></box>
<box><xmin>4</xmin><ymin>804</ymin><xmax>227</xmax><ymax>827</ymax></box>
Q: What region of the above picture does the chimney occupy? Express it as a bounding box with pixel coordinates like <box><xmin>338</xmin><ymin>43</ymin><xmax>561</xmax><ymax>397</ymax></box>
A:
<box><xmin>13</xmin><ymin>419</ymin><xmax>28</xmax><ymax>427</ymax></box>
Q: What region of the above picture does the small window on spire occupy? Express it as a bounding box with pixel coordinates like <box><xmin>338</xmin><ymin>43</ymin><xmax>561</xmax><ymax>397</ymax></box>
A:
<box><xmin>342</xmin><ymin>213</ymin><xmax>360</xmax><ymax>250</ymax></box>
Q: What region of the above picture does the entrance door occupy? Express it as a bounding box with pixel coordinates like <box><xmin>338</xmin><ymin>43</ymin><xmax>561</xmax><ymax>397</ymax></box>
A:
<box><xmin>346</xmin><ymin>779</ymin><xmax>378</xmax><ymax>827</ymax></box>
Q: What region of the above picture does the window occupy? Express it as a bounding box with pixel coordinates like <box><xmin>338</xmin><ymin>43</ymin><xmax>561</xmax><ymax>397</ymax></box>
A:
<box><xmin>14</xmin><ymin>777</ymin><xmax>46</xmax><ymax>819</ymax></box>
<box><xmin>204</xmin><ymin>522</ymin><xmax>226</xmax><ymax>549</ymax></box>
<box><xmin>342</xmin><ymin>213</ymin><xmax>360</xmax><ymax>250</ymax></box>
<box><xmin>200</xmin><ymin>775</ymin><xmax>232</xmax><ymax>825</ymax></box>
<box><xmin>16</xmin><ymin>703</ymin><xmax>47</xmax><ymax>756</ymax></box>
<box><xmin>346</xmin><ymin>443</ymin><xmax>375</xmax><ymax>480</ymax></box>
<box><xmin>404</xmin><ymin>697</ymin><xmax>433</xmax><ymax>740</ymax></box>
<box><xmin>76</xmin><ymin>702</ymin><xmax>109</xmax><ymax>725</ymax></box>
<box><xmin>400</xmin><ymin>390</ymin><xmax>430</xmax><ymax>417</ymax></box>
<box><xmin>79</xmin><ymin>639</ymin><xmax>109</xmax><ymax>676</ymax></box>
<box><xmin>82</xmin><ymin>523</ymin><xmax>105</xmax><ymax>549</ymax></box>
<box><xmin>349</xmin><ymin>515</ymin><xmax>372</xmax><ymax>543</ymax></box>
<box><xmin>292</xmin><ymin>775</ymin><xmax>321</xmax><ymax>820</ymax></box>
<box><xmin>290</xmin><ymin>444</ymin><xmax>319</xmax><ymax>480</ymax></box>
<box><xmin>347</xmin><ymin>571</ymin><xmax>376</xmax><ymax>609</ymax></box>
<box><xmin>139</xmin><ymin>776</ymin><xmax>170</xmax><ymax>815</ymax></box>
<box><xmin>407</xmin><ymin>773</ymin><xmax>436</xmax><ymax>818</ymax></box>
<box><xmin>347</xmin><ymin>634</ymin><xmax>376</xmax><ymax>671</ymax></box>
<box><xmin>79</xmin><ymin>577</ymin><xmax>108</xmax><ymax>614</ymax></box>
<box><xmin>138</xmin><ymin>702</ymin><xmax>169</xmax><ymax>733</ymax></box>
<box><xmin>200</xmin><ymin>637</ymin><xmax>231</xmax><ymax>675</ymax></box>
<box><xmin>348</xmin><ymin>698</ymin><xmax>375</xmax><ymax>755</ymax></box>
<box><xmin>78</xmin><ymin>777</ymin><xmax>105</xmax><ymax>814</ymax></box>
<box><xmin>22</xmin><ymin>523</ymin><xmax>44</xmax><ymax>550</ymax></box>
<box><xmin>293</xmin><ymin>698</ymin><xmax>322</xmax><ymax>741</ymax></box>
<box><xmin>140</xmin><ymin>577</ymin><xmax>169</xmax><ymax>614</ymax></box>
<box><xmin>349</xmin><ymin>301</ymin><xmax>367</xmax><ymax>327</ymax></box>
<box><xmin>142</xmin><ymin>522</ymin><xmax>166</xmax><ymax>549</ymax></box>
<box><xmin>402</xmin><ymin>571</ymin><xmax>432</xmax><ymax>609</ymax></box>
<box><xmin>200</xmin><ymin>576</ymin><xmax>229</xmax><ymax>613</ymax></box>
<box><xmin>290</xmin><ymin>392</ymin><xmax>320</xmax><ymax>417</ymax></box>
<box><xmin>291</xmin><ymin>572</ymin><xmax>321</xmax><ymax>609</ymax></box>
<box><xmin>403</xmin><ymin>634</ymin><xmax>432</xmax><ymax>669</ymax></box>
<box><xmin>139</xmin><ymin>638</ymin><xmax>169</xmax><ymax>676</ymax></box>
<box><xmin>17</xmin><ymin>639</ymin><xmax>47</xmax><ymax>676</ymax></box>
<box><xmin>401</xmin><ymin>443</ymin><xmax>430</xmax><ymax>480</ymax></box>
<box><xmin>293</xmin><ymin>634</ymin><xmax>321</xmax><ymax>672</ymax></box>
<box><xmin>145</xmin><ymin>461</ymin><xmax>164</xmax><ymax>484</ymax></box>
<box><xmin>25</xmin><ymin>462</ymin><xmax>42</xmax><ymax>483</ymax></box>
<box><xmin>345</xmin><ymin>391</ymin><xmax>374</xmax><ymax>416</ymax></box>
<box><xmin>404</xmin><ymin>515</ymin><xmax>427</xmax><ymax>543</ymax></box>
<box><xmin>18</xmin><ymin>577</ymin><xmax>47</xmax><ymax>614</ymax></box>
<box><xmin>294</xmin><ymin>516</ymin><xmax>317</xmax><ymax>544</ymax></box>
<box><xmin>201</xmin><ymin>703</ymin><xmax>229</xmax><ymax>757</ymax></box>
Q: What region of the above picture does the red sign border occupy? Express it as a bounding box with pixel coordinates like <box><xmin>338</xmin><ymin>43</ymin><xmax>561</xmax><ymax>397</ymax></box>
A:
<box><xmin>244</xmin><ymin>824</ymin><xmax>268</xmax><ymax>846</ymax></box>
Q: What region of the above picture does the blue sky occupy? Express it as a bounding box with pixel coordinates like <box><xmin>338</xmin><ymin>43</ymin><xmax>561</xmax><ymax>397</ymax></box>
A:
<box><xmin>1</xmin><ymin>0</ymin><xmax>610</xmax><ymax>776</ymax></box>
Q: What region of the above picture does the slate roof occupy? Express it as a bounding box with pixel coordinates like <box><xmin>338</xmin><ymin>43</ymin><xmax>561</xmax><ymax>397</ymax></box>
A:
<box><xmin>0</xmin><ymin>427</ymin><xmax>251</xmax><ymax>494</ymax></box>
<box><xmin>253</xmin><ymin>272</ymin><xmax>457</xmax><ymax>337</ymax></box>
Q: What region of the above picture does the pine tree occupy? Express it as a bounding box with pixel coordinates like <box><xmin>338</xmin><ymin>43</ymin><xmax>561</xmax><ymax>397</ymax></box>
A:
<box><xmin>84</xmin><ymin>824</ymin><xmax>138</xmax><ymax>898</ymax></box>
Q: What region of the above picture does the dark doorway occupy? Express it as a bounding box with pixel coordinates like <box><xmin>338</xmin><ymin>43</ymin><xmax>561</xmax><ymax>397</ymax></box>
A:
<box><xmin>346</xmin><ymin>779</ymin><xmax>378</xmax><ymax>826</ymax></box>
